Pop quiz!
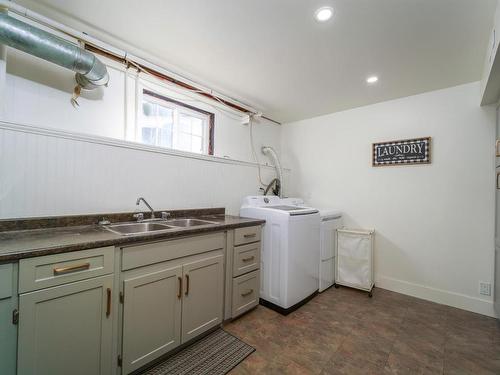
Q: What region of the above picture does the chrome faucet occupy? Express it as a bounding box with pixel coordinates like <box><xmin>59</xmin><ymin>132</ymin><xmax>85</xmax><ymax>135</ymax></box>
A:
<box><xmin>136</xmin><ymin>197</ymin><xmax>155</xmax><ymax>219</ymax></box>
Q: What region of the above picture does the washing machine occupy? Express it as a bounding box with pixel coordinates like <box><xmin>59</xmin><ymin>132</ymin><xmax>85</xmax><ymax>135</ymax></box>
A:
<box><xmin>240</xmin><ymin>196</ymin><xmax>320</xmax><ymax>314</ymax></box>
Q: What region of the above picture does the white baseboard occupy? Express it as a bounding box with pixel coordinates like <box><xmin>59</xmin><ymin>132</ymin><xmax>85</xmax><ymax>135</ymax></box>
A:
<box><xmin>375</xmin><ymin>275</ymin><xmax>498</xmax><ymax>318</ymax></box>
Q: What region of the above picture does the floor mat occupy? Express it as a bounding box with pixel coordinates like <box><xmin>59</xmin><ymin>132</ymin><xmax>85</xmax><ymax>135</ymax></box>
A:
<box><xmin>141</xmin><ymin>329</ymin><xmax>255</xmax><ymax>375</ymax></box>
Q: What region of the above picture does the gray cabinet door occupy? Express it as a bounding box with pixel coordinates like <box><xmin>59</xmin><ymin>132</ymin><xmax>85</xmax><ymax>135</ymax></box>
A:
<box><xmin>0</xmin><ymin>263</ymin><xmax>17</xmax><ymax>375</ymax></box>
<box><xmin>17</xmin><ymin>275</ymin><xmax>114</xmax><ymax>375</ymax></box>
<box><xmin>122</xmin><ymin>265</ymin><xmax>182</xmax><ymax>374</ymax></box>
<box><xmin>181</xmin><ymin>254</ymin><xmax>224</xmax><ymax>343</ymax></box>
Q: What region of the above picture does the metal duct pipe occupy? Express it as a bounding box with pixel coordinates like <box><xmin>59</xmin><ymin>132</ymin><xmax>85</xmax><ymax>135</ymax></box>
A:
<box><xmin>0</xmin><ymin>10</ymin><xmax>108</xmax><ymax>90</ymax></box>
<box><xmin>261</xmin><ymin>146</ymin><xmax>284</xmax><ymax>198</ymax></box>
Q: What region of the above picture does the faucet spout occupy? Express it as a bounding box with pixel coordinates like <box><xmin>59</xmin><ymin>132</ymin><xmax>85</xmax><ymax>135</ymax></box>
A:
<box><xmin>136</xmin><ymin>197</ymin><xmax>155</xmax><ymax>219</ymax></box>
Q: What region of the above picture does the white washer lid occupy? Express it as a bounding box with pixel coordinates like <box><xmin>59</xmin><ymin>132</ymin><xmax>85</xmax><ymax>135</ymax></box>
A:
<box><xmin>264</xmin><ymin>205</ymin><xmax>319</xmax><ymax>215</ymax></box>
<box><xmin>319</xmin><ymin>208</ymin><xmax>342</xmax><ymax>219</ymax></box>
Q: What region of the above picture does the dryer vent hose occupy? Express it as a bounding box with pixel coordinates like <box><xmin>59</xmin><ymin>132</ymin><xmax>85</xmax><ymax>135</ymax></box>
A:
<box><xmin>261</xmin><ymin>146</ymin><xmax>284</xmax><ymax>198</ymax></box>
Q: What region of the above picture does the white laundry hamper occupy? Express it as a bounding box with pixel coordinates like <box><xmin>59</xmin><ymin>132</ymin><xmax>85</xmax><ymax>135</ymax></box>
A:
<box><xmin>335</xmin><ymin>228</ymin><xmax>375</xmax><ymax>297</ymax></box>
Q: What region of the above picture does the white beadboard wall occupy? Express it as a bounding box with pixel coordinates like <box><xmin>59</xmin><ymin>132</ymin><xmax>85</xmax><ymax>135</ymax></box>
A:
<box><xmin>0</xmin><ymin>126</ymin><xmax>280</xmax><ymax>218</ymax></box>
<box><xmin>0</xmin><ymin>48</ymin><xmax>284</xmax><ymax>219</ymax></box>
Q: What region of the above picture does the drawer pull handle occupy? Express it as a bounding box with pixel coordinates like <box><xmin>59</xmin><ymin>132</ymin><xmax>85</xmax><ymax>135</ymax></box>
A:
<box><xmin>185</xmin><ymin>274</ymin><xmax>190</xmax><ymax>296</ymax></box>
<box><xmin>243</xmin><ymin>234</ymin><xmax>257</xmax><ymax>238</ymax></box>
<box><xmin>53</xmin><ymin>262</ymin><xmax>90</xmax><ymax>276</ymax></box>
<box><xmin>106</xmin><ymin>288</ymin><xmax>111</xmax><ymax>317</ymax></box>
<box><xmin>497</xmin><ymin>172</ymin><xmax>500</xmax><ymax>190</ymax></box>
<box><xmin>496</xmin><ymin>140</ymin><xmax>500</xmax><ymax>157</ymax></box>
<box><xmin>241</xmin><ymin>289</ymin><xmax>253</xmax><ymax>297</ymax></box>
<box><xmin>242</xmin><ymin>256</ymin><xmax>255</xmax><ymax>262</ymax></box>
<box><xmin>177</xmin><ymin>277</ymin><xmax>182</xmax><ymax>299</ymax></box>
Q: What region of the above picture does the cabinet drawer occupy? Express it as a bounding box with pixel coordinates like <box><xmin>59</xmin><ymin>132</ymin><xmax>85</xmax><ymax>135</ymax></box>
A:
<box><xmin>234</xmin><ymin>226</ymin><xmax>261</xmax><ymax>246</ymax></box>
<box><xmin>232</xmin><ymin>270</ymin><xmax>260</xmax><ymax>318</ymax></box>
<box><xmin>122</xmin><ymin>233</ymin><xmax>225</xmax><ymax>271</ymax></box>
<box><xmin>19</xmin><ymin>247</ymin><xmax>114</xmax><ymax>293</ymax></box>
<box><xmin>233</xmin><ymin>242</ymin><xmax>260</xmax><ymax>277</ymax></box>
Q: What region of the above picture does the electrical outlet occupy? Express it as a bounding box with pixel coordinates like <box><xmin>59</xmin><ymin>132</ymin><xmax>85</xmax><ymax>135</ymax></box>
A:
<box><xmin>479</xmin><ymin>282</ymin><xmax>491</xmax><ymax>296</ymax></box>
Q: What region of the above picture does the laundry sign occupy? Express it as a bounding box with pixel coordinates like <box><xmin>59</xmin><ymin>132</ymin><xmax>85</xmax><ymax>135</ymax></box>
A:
<box><xmin>372</xmin><ymin>137</ymin><xmax>431</xmax><ymax>167</ymax></box>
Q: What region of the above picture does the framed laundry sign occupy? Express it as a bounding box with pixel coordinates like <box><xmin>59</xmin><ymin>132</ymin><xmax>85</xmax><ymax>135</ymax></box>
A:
<box><xmin>372</xmin><ymin>137</ymin><xmax>431</xmax><ymax>167</ymax></box>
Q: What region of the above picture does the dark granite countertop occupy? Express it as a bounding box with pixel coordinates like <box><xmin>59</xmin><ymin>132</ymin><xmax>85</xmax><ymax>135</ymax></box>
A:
<box><xmin>0</xmin><ymin>214</ymin><xmax>264</xmax><ymax>262</ymax></box>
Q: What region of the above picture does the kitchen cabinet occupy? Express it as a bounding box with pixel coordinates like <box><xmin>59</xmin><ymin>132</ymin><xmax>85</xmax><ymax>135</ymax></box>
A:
<box><xmin>119</xmin><ymin>234</ymin><xmax>225</xmax><ymax>374</ymax></box>
<box><xmin>17</xmin><ymin>275</ymin><xmax>114</xmax><ymax>375</ymax></box>
<box><xmin>224</xmin><ymin>226</ymin><xmax>262</xmax><ymax>320</ymax></box>
<box><xmin>121</xmin><ymin>265</ymin><xmax>182</xmax><ymax>374</ymax></box>
<box><xmin>232</xmin><ymin>270</ymin><xmax>260</xmax><ymax>317</ymax></box>
<box><xmin>16</xmin><ymin>247</ymin><xmax>115</xmax><ymax>375</ymax></box>
<box><xmin>6</xmin><ymin>226</ymin><xmax>255</xmax><ymax>374</ymax></box>
<box><xmin>0</xmin><ymin>263</ymin><xmax>18</xmax><ymax>375</ymax></box>
<box><xmin>181</xmin><ymin>254</ymin><xmax>224</xmax><ymax>343</ymax></box>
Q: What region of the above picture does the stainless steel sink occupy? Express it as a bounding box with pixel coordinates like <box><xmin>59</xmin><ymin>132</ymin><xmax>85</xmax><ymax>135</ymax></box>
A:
<box><xmin>102</xmin><ymin>218</ymin><xmax>219</xmax><ymax>236</ymax></box>
<box><xmin>165</xmin><ymin>219</ymin><xmax>218</xmax><ymax>227</ymax></box>
<box><xmin>104</xmin><ymin>222</ymin><xmax>175</xmax><ymax>236</ymax></box>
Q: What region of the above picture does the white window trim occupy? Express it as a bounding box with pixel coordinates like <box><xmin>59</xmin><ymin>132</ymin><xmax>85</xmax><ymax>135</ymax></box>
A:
<box><xmin>136</xmin><ymin>87</ymin><xmax>212</xmax><ymax>155</ymax></box>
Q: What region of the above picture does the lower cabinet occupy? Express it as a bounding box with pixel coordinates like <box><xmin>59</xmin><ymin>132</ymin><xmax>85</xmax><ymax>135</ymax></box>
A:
<box><xmin>10</xmin><ymin>232</ymin><xmax>229</xmax><ymax>375</ymax></box>
<box><xmin>0</xmin><ymin>263</ymin><xmax>18</xmax><ymax>375</ymax></box>
<box><xmin>224</xmin><ymin>226</ymin><xmax>262</xmax><ymax>320</ymax></box>
<box><xmin>121</xmin><ymin>252</ymin><xmax>224</xmax><ymax>374</ymax></box>
<box><xmin>17</xmin><ymin>275</ymin><xmax>114</xmax><ymax>375</ymax></box>
<box><xmin>232</xmin><ymin>270</ymin><xmax>260</xmax><ymax>317</ymax></box>
<box><xmin>121</xmin><ymin>265</ymin><xmax>183</xmax><ymax>374</ymax></box>
<box><xmin>181</xmin><ymin>254</ymin><xmax>224</xmax><ymax>343</ymax></box>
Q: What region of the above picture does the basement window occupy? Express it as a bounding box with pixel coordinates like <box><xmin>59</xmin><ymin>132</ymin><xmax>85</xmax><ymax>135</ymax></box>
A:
<box><xmin>138</xmin><ymin>90</ymin><xmax>215</xmax><ymax>155</ymax></box>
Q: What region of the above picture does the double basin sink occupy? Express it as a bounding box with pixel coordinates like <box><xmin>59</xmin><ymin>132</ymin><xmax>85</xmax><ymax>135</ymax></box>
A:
<box><xmin>103</xmin><ymin>218</ymin><xmax>219</xmax><ymax>236</ymax></box>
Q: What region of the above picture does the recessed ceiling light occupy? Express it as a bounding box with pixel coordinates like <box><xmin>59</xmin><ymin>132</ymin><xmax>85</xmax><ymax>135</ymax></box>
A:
<box><xmin>315</xmin><ymin>7</ymin><xmax>334</xmax><ymax>22</ymax></box>
<box><xmin>366</xmin><ymin>76</ymin><xmax>379</xmax><ymax>84</ymax></box>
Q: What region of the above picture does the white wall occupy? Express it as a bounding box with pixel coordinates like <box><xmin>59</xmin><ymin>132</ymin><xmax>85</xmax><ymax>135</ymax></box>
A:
<box><xmin>0</xmin><ymin>47</ymin><xmax>283</xmax><ymax>218</ymax></box>
<box><xmin>282</xmin><ymin>82</ymin><xmax>497</xmax><ymax>317</ymax></box>
<box><xmin>0</xmin><ymin>125</ymin><xmax>279</xmax><ymax>217</ymax></box>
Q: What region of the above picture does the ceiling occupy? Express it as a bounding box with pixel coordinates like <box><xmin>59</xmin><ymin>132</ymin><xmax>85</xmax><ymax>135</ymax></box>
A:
<box><xmin>16</xmin><ymin>0</ymin><xmax>498</xmax><ymax>123</ymax></box>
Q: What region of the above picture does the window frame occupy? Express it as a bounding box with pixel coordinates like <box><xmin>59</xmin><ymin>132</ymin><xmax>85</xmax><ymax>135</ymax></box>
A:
<box><xmin>140</xmin><ymin>89</ymin><xmax>215</xmax><ymax>155</ymax></box>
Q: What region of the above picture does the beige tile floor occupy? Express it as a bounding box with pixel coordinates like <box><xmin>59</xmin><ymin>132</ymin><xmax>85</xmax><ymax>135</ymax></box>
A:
<box><xmin>225</xmin><ymin>287</ymin><xmax>500</xmax><ymax>374</ymax></box>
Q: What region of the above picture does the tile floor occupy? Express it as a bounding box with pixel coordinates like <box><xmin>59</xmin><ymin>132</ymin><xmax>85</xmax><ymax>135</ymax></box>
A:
<box><xmin>225</xmin><ymin>287</ymin><xmax>500</xmax><ymax>374</ymax></box>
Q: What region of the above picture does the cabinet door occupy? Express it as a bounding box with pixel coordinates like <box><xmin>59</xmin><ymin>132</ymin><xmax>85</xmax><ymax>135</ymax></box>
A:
<box><xmin>17</xmin><ymin>275</ymin><xmax>113</xmax><ymax>375</ymax></box>
<box><xmin>122</xmin><ymin>265</ymin><xmax>182</xmax><ymax>374</ymax></box>
<box><xmin>0</xmin><ymin>263</ymin><xmax>17</xmax><ymax>375</ymax></box>
<box><xmin>181</xmin><ymin>254</ymin><xmax>224</xmax><ymax>343</ymax></box>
